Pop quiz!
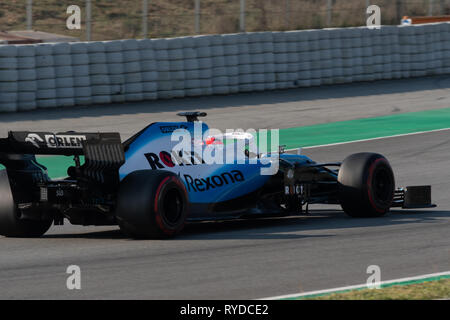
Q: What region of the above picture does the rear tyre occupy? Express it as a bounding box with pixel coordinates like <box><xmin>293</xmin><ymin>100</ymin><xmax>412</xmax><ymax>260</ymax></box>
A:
<box><xmin>338</xmin><ymin>153</ymin><xmax>395</xmax><ymax>217</ymax></box>
<box><xmin>116</xmin><ymin>170</ymin><xmax>189</xmax><ymax>239</ymax></box>
<box><xmin>0</xmin><ymin>170</ymin><xmax>52</xmax><ymax>237</ymax></box>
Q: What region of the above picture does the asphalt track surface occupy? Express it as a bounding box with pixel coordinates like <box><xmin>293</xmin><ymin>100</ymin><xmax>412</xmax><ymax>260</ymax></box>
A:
<box><xmin>1</xmin><ymin>75</ymin><xmax>450</xmax><ymax>138</ymax></box>
<box><xmin>0</xmin><ymin>76</ymin><xmax>449</xmax><ymax>299</ymax></box>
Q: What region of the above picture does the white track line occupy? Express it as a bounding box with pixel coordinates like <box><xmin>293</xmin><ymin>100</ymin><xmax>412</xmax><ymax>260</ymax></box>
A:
<box><xmin>285</xmin><ymin>127</ymin><xmax>450</xmax><ymax>151</ymax></box>
<box><xmin>259</xmin><ymin>271</ymin><xmax>450</xmax><ymax>300</ymax></box>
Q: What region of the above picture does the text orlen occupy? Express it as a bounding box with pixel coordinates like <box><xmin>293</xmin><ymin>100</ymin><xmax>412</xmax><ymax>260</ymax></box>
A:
<box><xmin>25</xmin><ymin>133</ymin><xmax>87</xmax><ymax>149</ymax></box>
<box><xmin>45</xmin><ymin>134</ymin><xmax>87</xmax><ymax>148</ymax></box>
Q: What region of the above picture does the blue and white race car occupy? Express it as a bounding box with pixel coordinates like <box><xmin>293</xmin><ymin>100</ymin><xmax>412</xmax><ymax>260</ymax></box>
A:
<box><xmin>0</xmin><ymin>112</ymin><xmax>435</xmax><ymax>238</ymax></box>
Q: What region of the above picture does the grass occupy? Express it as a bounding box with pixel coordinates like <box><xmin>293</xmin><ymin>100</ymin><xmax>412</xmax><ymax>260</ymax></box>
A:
<box><xmin>299</xmin><ymin>279</ymin><xmax>450</xmax><ymax>300</ymax></box>
<box><xmin>1</xmin><ymin>0</ymin><xmax>449</xmax><ymax>41</ymax></box>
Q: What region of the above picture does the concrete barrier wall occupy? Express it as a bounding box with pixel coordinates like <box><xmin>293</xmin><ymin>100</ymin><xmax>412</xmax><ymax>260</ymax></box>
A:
<box><xmin>1</xmin><ymin>23</ymin><xmax>450</xmax><ymax>112</ymax></box>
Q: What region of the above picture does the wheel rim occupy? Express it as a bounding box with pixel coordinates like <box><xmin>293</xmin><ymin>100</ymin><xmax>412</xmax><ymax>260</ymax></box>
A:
<box><xmin>371</xmin><ymin>166</ymin><xmax>393</xmax><ymax>205</ymax></box>
<box><xmin>161</xmin><ymin>187</ymin><xmax>184</xmax><ymax>226</ymax></box>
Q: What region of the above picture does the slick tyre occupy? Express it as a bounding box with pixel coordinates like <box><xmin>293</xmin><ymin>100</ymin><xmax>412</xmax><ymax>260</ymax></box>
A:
<box><xmin>0</xmin><ymin>170</ymin><xmax>52</xmax><ymax>237</ymax></box>
<box><xmin>338</xmin><ymin>153</ymin><xmax>395</xmax><ymax>218</ymax></box>
<box><xmin>116</xmin><ymin>170</ymin><xmax>189</xmax><ymax>239</ymax></box>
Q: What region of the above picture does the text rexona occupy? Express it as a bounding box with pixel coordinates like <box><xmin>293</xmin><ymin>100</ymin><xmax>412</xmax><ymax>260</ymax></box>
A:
<box><xmin>184</xmin><ymin>170</ymin><xmax>245</xmax><ymax>192</ymax></box>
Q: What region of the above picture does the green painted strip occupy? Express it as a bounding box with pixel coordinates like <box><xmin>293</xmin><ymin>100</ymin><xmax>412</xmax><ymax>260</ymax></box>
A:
<box><xmin>1</xmin><ymin>108</ymin><xmax>449</xmax><ymax>179</ymax></box>
<box><xmin>266</xmin><ymin>107</ymin><xmax>450</xmax><ymax>151</ymax></box>
<box><xmin>38</xmin><ymin>156</ymin><xmax>83</xmax><ymax>178</ymax></box>
<box><xmin>0</xmin><ymin>156</ymin><xmax>82</xmax><ymax>179</ymax></box>
<box><xmin>284</xmin><ymin>274</ymin><xmax>450</xmax><ymax>300</ymax></box>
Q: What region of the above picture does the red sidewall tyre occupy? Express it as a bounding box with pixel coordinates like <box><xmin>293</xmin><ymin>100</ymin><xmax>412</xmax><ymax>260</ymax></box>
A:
<box><xmin>116</xmin><ymin>170</ymin><xmax>189</xmax><ymax>239</ymax></box>
<box><xmin>338</xmin><ymin>153</ymin><xmax>395</xmax><ymax>217</ymax></box>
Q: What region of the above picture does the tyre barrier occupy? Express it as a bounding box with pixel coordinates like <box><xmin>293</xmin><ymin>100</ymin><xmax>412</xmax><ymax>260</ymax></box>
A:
<box><xmin>0</xmin><ymin>23</ymin><xmax>449</xmax><ymax>112</ymax></box>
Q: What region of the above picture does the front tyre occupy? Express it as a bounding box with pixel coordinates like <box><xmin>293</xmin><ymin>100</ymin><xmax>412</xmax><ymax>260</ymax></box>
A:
<box><xmin>0</xmin><ymin>170</ymin><xmax>52</xmax><ymax>237</ymax></box>
<box><xmin>116</xmin><ymin>170</ymin><xmax>189</xmax><ymax>239</ymax></box>
<box><xmin>338</xmin><ymin>153</ymin><xmax>395</xmax><ymax>217</ymax></box>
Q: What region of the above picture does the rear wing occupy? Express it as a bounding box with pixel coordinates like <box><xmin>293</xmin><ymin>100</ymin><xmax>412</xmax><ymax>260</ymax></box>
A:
<box><xmin>0</xmin><ymin>131</ymin><xmax>125</xmax><ymax>186</ymax></box>
<box><xmin>0</xmin><ymin>131</ymin><xmax>121</xmax><ymax>156</ymax></box>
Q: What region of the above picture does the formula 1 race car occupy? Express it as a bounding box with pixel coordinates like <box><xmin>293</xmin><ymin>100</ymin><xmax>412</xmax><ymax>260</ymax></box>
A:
<box><xmin>0</xmin><ymin>112</ymin><xmax>436</xmax><ymax>238</ymax></box>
